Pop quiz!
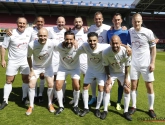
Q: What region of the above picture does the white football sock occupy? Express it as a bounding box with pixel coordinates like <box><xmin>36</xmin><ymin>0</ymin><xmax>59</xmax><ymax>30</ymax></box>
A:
<box><xmin>22</xmin><ymin>83</ymin><xmax>29</xmax><ymax>99</ymax></box>
<box><xmin>62</xmin><ymin>81</ymin><xmax>66</xmax><ymax>97</ymax></box>
<box><xmin>4</xmin><ymin>83</ymin><xmax>12</xmax><ymax>104</ymax></box>
<box><xmin>73</xmin><ymin>90</ymin><xmax>80</xmax><ymax>107</ymax></box>
<box><xmin>124</xmin><ymin>93</ymin><xmax>130</xmax><ymax>113</ymax></box>
<box><xmin>96</xmin><ymin>91</ymin><xmax>103</xmax><ymax>109</ymax></box>
<box><xmin>91</xmin><ymin>80</ymin><xmax>96</xmax><ymax>98</ymax></box>
<box><xmin>39</xmin><ymin>79</ymin><xmax>45</xmax><ymax>96</ymax></box>
<box><xmin>103</xmin><ymin>92</ymin><xmax>110</xmax><ymax>111</ymax></box>
<box><xmin>53</xmin><ymin>81</ymin><xmax>57</xmax><ymax>98</ymax></box>
<box><xmin>56</xmin><ymin>89</ymin><xmax>64</xmax><ymax>108</ymax></box>
<box><xmin>29</xmin><ymin>88</ymin><xmax>35</xmax><ymax>108</ymax></box>
<box><xmin>35</xmin><ymin>83</ymin><xmax>38</xmax><ymax>97</ymax></box>
<box><xmin>47</xmin><ymin>88</ymin><xmax>53</xmax><ymax>105</ymax></box>
<box><xmin>131</xmin><ymin>90</ymin><xmax>137</xmax><ymax>108</ymax></box>
<box><xmin>148</xmin><ymin>93</ymin><xmax>154</xmax><ymax>110</ymax></box>
<box><xmin>82</xmin><ymin>90</ymin><xmax>89</xmax><ymax>109</ymax></box>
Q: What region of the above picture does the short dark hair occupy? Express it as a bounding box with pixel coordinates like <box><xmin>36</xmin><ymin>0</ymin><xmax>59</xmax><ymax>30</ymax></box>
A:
<box><xmin>64</xmin><ymin>31</ymin><xmax>75</xmax><ymax>39</ymax></box>
<box><xmin>113</xmin><ymin>13</ymin><xmax>122</xmax><ymax>19</ymax></box>
<box><xmin>87</xmin><ymin>32</ymin><xmax>98</xmax><ymax>38</ymax></box>
<box><xmin>34</xmin><ymin>16</ymin><xmax>45</xmax><ymax>24</ymax></box>
<box><xmin>16</xmin><ymin>17</ymin><xmax>27</xmax><ymax>24</ymax></box>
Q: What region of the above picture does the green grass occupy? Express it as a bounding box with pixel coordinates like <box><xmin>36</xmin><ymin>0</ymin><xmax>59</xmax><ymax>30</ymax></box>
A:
<box><xmin>0</xmin><ymin>52</ymin><xmax>165</xmax><ymax>125</ymax></box>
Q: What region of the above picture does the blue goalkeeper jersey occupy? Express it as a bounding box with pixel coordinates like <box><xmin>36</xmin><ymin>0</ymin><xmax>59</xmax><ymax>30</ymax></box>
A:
<box><xmin>107</xmin><ymin>28</ymin><xmax>131</xmax><ymax>45</ymax></box>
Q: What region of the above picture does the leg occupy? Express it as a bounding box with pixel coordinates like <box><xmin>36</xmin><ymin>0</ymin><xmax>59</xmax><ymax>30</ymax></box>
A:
<box><xmin>46</xmin><ymin>76</ymin><xmax>55</xmax><ymax>113</ymax></box>
<box><xmin>129</xmin><ymin>79</ymin><xmax>138</xmax><ymax>115</ymax></box>
<box><xmin>145</xmin><ymin>81</ymin><xmax>156</xmax><ymax>118</ymax></box>
<box><xmin>116</xmin><ymin>79</ymin><xmax>123</xmax><ymax>110</ymax></box>
<box><xmin>26</xmin><ymin>77</ymin><xmax>38</xmax><ymax>115</ymax></box>
<box><xmin>39</xmin><ymin>73</ymin><xmax>45</xmax><ymax>98</ymax></box>
<box><xmin>123</xmin><ymin>85</ymin><xmax>132</xmax><ymax>121</ymax></box>
<box><xmin>22</xmin><ymin>74</ymin><xmax>29</xmax><ymax>105</ymax></box>
<box><xmin>72</xmin><ymin>78</ymin><xmax>81</xmax><ymax>115</ymax></box>
<box><xmin>55</xmin><ymin>80</ymin><xmax>65</xmax><ymax>115</ymax></box>
<box><xmin>0</xmin><ymin>75</ymin><xmax>15</xmax><ymax>110</ymax></box>
<box><xmin>88</xmin><ymin>79</ymin><xmax>97</xmax><ymax>105</ymax></box>
<box><xmin>80</xmin><ymin>83</ymin><xmax>90</xmax><ymax>117</ymax></box>
<box><xmin>100</xmin><ymin>83</ymin><xmax>112</xmax><ymax>120</ymax></box>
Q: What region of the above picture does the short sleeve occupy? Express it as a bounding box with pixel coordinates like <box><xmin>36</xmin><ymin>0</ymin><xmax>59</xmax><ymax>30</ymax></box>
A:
<box><xmin>2</xmin><ymin>35</ymin><xmax>10</xmax><ymax>49</ymax></box>
<box><xmin>102</xmin><ymin>50</ymin><xmax>109</xmax><ymax>66</ymax></box>
<box><xmin>27</xmin><ymin>43</ymin><xmax>33</xmax><ymax>58</ymax></box>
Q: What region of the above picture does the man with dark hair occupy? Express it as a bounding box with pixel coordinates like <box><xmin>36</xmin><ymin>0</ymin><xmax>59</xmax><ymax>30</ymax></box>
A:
<box><xmin>54</xmin><ymin>31</ymin><xmax>81</xmax><ymax>115</ymax></box>
<box><xmin>107</xmin><ymin>13</ymin><xmax>131</xmax><ymax>110</ymax></box>
<box><xmin>79</xmin><ymin>32</ymin><xmax>109</xmax><ymax>118</ymax></box>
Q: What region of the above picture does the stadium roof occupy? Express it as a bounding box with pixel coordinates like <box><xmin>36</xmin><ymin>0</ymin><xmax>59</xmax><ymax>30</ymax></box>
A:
<box><xmin>0</xmin><ymin>0</ymin><xmax>137</xmax><ymax>18</ymax></box>
<box><xmin>133</xmin><ymin>0</ymin><xmax>165</xmax><ymax>13</ymax></box>
<box><xmin>0</xmin><ymin>0</ymin><xmax>164</xmax><ymax>17</ymax></box>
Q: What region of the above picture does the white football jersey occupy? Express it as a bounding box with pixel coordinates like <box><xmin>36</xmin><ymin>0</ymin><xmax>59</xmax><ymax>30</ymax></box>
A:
<box><xmin>81</xmin><ymin>42</ymin><xmax>109</xmax><ymax>73</ymax></box>
<box><xmin>72</xmin><ymin>28</ymin><xmax>87</xmax><ymax>64</ymax></box>
<box><xmin>57</xmin><ymin>43</ymin><xmax>81</xmax><ymax>70</ymax></box>
<box><xmin>129</xmin><ymin>27</ymin><xmax>156</xmax><ymax>67</ymax></box>
<box><xmin>102</xmin><ymin>46</ymin><xmax>131</xmax><ymax>73</ymax></box>
<box><xmin>28</xmin><ymin>39</ymin><xmax>59</xmax><ymax>68</ymax></box>
<box><xmin>48</xmin><ymin>26</ymin><xmax>66</xmax><ymax>65</ymax></box>
<box><xmin>2</xmin><ymin>29</ymin><xmax>31</xmax><ymax>64</ymax></box>
<box><xmin>88</xmin><ymin>24</ymin><xmax>110</xmax><ymax>44</ymax></box>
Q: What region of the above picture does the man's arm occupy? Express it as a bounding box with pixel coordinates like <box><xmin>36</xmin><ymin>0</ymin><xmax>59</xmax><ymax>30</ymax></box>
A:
<box><xmin>124</xmin><ymin>66</ymin><xmax>130</xmax><ymax>88</ymax></box>
<box><xmin>1</xmin><ymin>47</ymin><xmax>6</xmax><ymax>68</ymax></box>
<box><xmin>121</xmin><ymin>44</ymin><xmax>132</xmax><ymax>56</ymax></box>
<box><xmin>149</xmin><ymin>46</ymin><xmax>156</xmax><ymax>72</ymax></box>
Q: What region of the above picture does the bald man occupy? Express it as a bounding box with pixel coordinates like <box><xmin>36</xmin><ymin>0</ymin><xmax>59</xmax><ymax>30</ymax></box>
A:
<box><xmin>48</xmin><ymin>16</ymin><xmax>68</xmax><ymax>103</ymax></box>
<box><xmin>0</xmin><ymin>17</ymin><xmax>31</xmax><ymax>110</ymax></box>
<box><xmin>128</xmin><ymin>13</ymin><xmax>156</xmax><ymax>118</ymax></box>
<box><xmin>102</xmin><ymin>35</ymin><xmax>132</xmax><ymax>121</ymax></box>
<box><xmin>26</xmin><ymin>28</ymin><xmax>59</xmax><ymax>115</ymax></box>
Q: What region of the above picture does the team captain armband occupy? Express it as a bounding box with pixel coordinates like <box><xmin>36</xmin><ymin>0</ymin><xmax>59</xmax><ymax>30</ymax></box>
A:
<box><xmin>149</xmin><ymin>40</ymin><xmax>156</xmax><ymax>48</ymax></box>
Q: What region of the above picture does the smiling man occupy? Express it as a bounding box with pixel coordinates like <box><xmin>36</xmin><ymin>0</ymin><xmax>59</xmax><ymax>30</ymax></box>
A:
<box><xmin>79</xmin><ymin>32</ymin><xmax>109</xmax><ymax>118</ymax></box>
<box><xmin>102</xmin><ymin>35</ymin><xmax>131</xmax><ymax>121</ymax></box>
<box><xmin>0</xmin><ymin>17</ymin><xmax>31</xmax><ymax>110</ymax></box>
<box><xmin>54</xmin><ymin>31</ymin><xmax>81</xmax><ymax>115</ymax></box>
<box><xmin>26</xmin><ymin>28</ymin><xmax>59</xmax><ymax>115</ymax></box>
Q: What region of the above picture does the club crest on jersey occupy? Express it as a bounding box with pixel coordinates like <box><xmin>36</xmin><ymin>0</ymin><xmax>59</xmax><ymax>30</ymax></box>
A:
<box><xmin>38</xmin><ymin>53</ymin><xmax>49</xmax><ymax>60</ymax></box>
<box><xmin>90</xmin><ymin>57</ymin><xmax>100</xmax><ymax>63</ymax></box>
<box><xmin>63</xmin><ymin>56</ymin><xmax>74</xmax><ymax>64</ymax></box>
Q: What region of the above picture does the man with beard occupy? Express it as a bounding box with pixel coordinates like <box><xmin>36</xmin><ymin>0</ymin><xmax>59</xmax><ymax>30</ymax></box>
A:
<box><xmin>79</xmin><ymin>32</ymin><xmax>109</xmax><ymax>118</ymax></box>
<box><xmin>48</xmin><ymin>16</ymin><xmax>67</xmax><ymax>103</ymax></box>
<box><xmin>26</xmin><ymin>28</ymin><xmax>59</xmax><ymax>115</ymax></box>
<box><xmin>69</xmin><ymin>16</ymin><xmax>88</xmax><ymax>104</ymax></box>
<box><xmin>0</xmin><ymin>17</ymin><xmax>31</xmax><ymax>109</ymax></box>
<box><xmin>54</xmin><ymin>31</ymin><xmax>81</xmax><ymax>115</ymax></box>
<box><xmin>101</xmin><ymin>35</ymin><xmax>132</xmax><ymax>121</ymax></box>
<box><xmin>107</xmin><ymin>13</ymin><xmax>131</xmax><ymax>111</ymax></box>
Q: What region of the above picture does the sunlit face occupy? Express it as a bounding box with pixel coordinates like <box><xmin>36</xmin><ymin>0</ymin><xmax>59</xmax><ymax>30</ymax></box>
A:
<box><xmin>74</xmin><ymin>18</ymin><xmax>83</xmax><ymax>29</ymax></box>
<box><xmin>38</xmin><ymin>29</ymin><xmax>48</xmax><ymax>45</ymax></box>
<box><xmin>112</xmin><ymin>15</ymin><xmax>122</xmax><ymax>28</ymax></box>
<box><xmin>111</xmin><ymin>36</ymin><xmax>121</xmax><ymax>53</ymax></box>
<box><xmin>94</xmin><ymin>14</ymin><xmax>103</xmax><ymax>27</ymax></box>
<box><xmin>88</xmin><ymin>36</ymin><xmax>98</xmax><ymax>50</ymax></box>
<box><xmin>57</xmin><ymin>17</ymin><xmax>66</xmax><ymax>30</ymax></box>
<box><xmin>132</xmin><ymin>15</ymin><xmax>143</xmax><ymax>31</ymax></box>
<box><xmin>64</xmin><ymin>35</ymin><xmax>75</xmax><ymax>49</ymax></box>
<box><xmin>36</xmin><ymin>17</ymin><xmax>45</xmax><ymax>29</ymax></box>
<box><xmin>17</xmin><ymin>18</ymin><xmax>27</xmax><ymax>32</ymax></box>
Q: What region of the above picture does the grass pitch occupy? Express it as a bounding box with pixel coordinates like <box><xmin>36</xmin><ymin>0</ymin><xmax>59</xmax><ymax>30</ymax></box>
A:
<box><xmin>0</xmin><ymin>52</ymin><xmax>165</xmax><ymax>125</ymax></box>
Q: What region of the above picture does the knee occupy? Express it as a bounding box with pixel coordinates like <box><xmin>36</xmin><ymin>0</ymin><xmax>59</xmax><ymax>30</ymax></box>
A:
<box><xmin>124</xmin><ymin>87</ymin><xmax>130</xmax><ymax>94</ymax></box>
<box><xmin>74</xmin><ymin>84</ymin><xmax>80</xmax><ymax>91</ymax></box>
<box><xmin>55</xmin><ymin>82</ymin><xmax>62</xmax><ymax>91</ymax></box>
<box><xmin>83</xmin><ymin>84</ymin><xmax>89</xmax><ymax>90</ymax></box>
